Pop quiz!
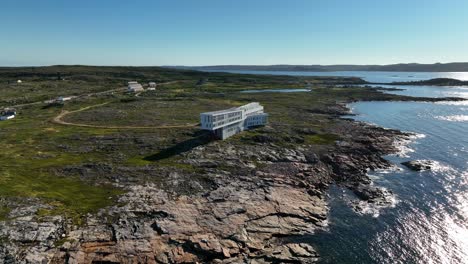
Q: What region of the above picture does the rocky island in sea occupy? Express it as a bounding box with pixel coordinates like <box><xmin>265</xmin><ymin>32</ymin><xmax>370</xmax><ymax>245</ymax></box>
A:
<box><xmin>0</xmin><ymin>66</ymin><xmax>465</xmax><ymax>263</ymax></box>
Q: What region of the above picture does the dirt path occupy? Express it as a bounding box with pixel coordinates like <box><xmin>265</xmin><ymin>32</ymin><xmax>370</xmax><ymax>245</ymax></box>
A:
<box><xmin>8</xmin><ymin>80</ymin><xmax>185</xmax><ymax>109</ymax></box>
<box><xmin>7</xmin><ymin>87</ymin><xmax>126</xmax><ymax>109</ymax></box>
<box><xmin>52</xmin><ymin>102</ymin><xmax>198</xmax><ymax>129</ymax></box>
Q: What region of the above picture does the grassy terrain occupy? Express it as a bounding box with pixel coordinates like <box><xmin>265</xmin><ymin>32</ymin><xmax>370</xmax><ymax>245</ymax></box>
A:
<box><xmin>0</xmin><ymin>66</ymin><xmax>388</xmax><ymax>222</ymax></box>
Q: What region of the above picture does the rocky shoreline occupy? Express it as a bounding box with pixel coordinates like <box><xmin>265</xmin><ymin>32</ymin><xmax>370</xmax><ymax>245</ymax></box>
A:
<box><xmin>0</xmin><ymin>101</ymin><xmax>416</xmax><ymax>263</ymax></box>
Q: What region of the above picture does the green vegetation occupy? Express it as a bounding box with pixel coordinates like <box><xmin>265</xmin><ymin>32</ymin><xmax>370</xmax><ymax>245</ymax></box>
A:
<box><xmin>304</xmin><ymin>134</ymin><xmax>340</xmax><ymax>145</ymax></box>
<box><xmin>0</xmin><ymin>206</ymin><xmax>11</xmax><ymax>221</ymax></box>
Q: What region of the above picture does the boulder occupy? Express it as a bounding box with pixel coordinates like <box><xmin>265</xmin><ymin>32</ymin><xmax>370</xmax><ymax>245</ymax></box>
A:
<box><xmin>401</xmin><ymin>160</ymin><xmax>435</xmax><ymax>171</ymax></box>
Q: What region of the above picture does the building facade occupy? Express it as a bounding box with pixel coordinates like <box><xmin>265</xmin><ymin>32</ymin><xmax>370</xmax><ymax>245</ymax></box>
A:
<box><xmin>200</xmin><ymin>102</ymin><xmax>268</xmax><ymax>139</ymax></box>
<box><xmin>128</xmin><ymin>81</ymin><xmax>144</xmax><ymax>92</ymax></box>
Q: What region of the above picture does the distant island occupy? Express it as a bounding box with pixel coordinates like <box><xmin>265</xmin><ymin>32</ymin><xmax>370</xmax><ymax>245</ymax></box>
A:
<box><xmin>170</xmin><ymin>62</ymin><xmax>468</xmax><ymax>72</ymax></box>
<box><xmin>389</xmin><ymin>78</ymin><xmax>468</xmax><ymax>86</ymax></box>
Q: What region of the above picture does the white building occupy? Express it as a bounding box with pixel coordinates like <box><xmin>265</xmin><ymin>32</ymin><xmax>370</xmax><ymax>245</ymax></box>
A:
<box><xmin>200</xmin><ymin>102</ymin><xmax>268</xmax><ymax>139</ymax></box>
<box><xmin>128</xmin><ymin>81</ymin><xmax>144</xmax><ymax>92</ymax></box>
<box><xmin>0</xmin><ymin>109</ymin><xmax>16</xmax><ymax>121</ymax></box>
<box><xmin>148</xmin><ymin>82</ymin><xmax>157</xmax><ymax>89</ymax></box>
<box><xmin>56</xmin><ymin>96</ymin><xmax>73</xmax><ymax>103</ymax></box>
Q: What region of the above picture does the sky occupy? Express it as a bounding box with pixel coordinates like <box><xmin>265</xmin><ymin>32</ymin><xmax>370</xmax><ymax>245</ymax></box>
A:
<box><xmin>0</xmin><ymin>0</ymin><xmax>467</xmax><ymax>66</ymax></box>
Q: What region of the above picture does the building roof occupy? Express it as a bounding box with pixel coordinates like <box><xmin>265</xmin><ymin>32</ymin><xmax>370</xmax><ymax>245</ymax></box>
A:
<box><xmin>201</xmin><ymin>107</ymin><xmax>241</xmax><ymax>116</ymax></box>
<box><xmin>128</xmin><ymin>83</ymin><xmax>143</xmax><ymax>89</ymax></box>
<box><xmin>1</xmin><ymin>110</ymin><xmax>16</xmax><ymax>116</ymax></box>
<box><xmin>238</xmin><ymin>102</ymin><xmax>260</xmax><ymax>109</ymax></box>
<box><xmin>201</xmin><ymin>102</ymin><xmax>263</xmax><ymax>116</ymax></box>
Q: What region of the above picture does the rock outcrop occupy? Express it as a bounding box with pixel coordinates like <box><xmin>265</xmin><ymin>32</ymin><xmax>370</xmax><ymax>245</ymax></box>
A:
<box><xmin>401</xmin><ymin>160</ymin><xmax>435</xmax><ymax>171</ymax></box>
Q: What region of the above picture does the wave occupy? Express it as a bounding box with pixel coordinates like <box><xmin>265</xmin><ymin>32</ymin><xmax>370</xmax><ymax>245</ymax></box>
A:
<box><xmin>391</xmin><ymin>133</ymin><xmax>426</xmax><ymax>158</ymax></box>
<box><xmin>435</xmin><ymin>115</ymin><xmax>468</xmax><ymax>122</ymax></box>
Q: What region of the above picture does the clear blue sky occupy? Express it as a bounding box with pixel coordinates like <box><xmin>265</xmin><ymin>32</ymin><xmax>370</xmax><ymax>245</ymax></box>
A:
<box><xmin>1</xmin><ymin>0</ymin><xmax>467</xmax><ymax>66</ymax></box>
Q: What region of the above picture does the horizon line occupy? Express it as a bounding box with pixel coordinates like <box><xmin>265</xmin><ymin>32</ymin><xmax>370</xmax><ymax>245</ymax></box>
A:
<box><xmin>1</xmin><ymin>62</ymin><xmax>468</xmax><ymax>68</ymax></box>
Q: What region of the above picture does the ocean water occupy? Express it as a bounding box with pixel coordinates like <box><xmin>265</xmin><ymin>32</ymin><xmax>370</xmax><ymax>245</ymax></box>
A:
<box><xmin>312</xmin><ymin>82</ymin><xmax>467</xmax><ymax>263</ymax></box>
<box><xmin>374</xmin><ymin>84</ymin><xmax>468</xmax><ymax>98</ymax></box>
<box><xmin>205</xmin><ymin>70</ymin><xmax>468</xmax><ymax>83</ymax></box>
<box><xmin>221</xmin><ymin>70</ymin><xmax>468</xmax><ymax>263</ymax></box>
<box><xmin>310</xmin><ymin>98</ymin><xmax>468</xmax><ymax>264</ymax></box>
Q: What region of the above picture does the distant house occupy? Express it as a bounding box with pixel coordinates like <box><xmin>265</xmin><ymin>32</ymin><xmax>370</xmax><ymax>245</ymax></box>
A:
<box><xmin>0</xmin><ymin>109</ymin><xmax>16</xmax><ymax>121</ymax></box>
<box><xmin>128</xmin><ymin>81</ymin><xmax>144</xmax><ymax>92</ymax></box>
<box><xmin>148</xmin><ymin>82</ymin><xmax>157</xmax><ymax>89</ymax></box>
<box><xmin>56</xmin><ymin>96</ymin><xmax>73</xmax><ymax>103</ymax></box>
<box><xmin>147</xmin><ymin>82</ymin><xmax>157</xmax><ymax>91</ymax></box>
<box><xmin>200</xmin><ymin>102</ymin><xmax>268</xmax><ymax>140</ymax></box>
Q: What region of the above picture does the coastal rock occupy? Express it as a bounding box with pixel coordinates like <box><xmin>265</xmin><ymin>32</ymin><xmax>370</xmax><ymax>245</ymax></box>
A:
<box><xmin>48</xmin><ymin>181</ymin><xmax>328</xmax><ymax>263</ymax></box>
<box><xmin>401</xmin><ymin>160</ymin><xmax>435</xmax><ymax>171</ymax></box>
<box><xmin>256</xmin><ymin>243</ymin><xmax>319</xmax><ymax>263</ymax></box>
<box><xmin>352</xmin><ymin>184</ymin><xmax>393</xmax><ymax>204</ymax></box>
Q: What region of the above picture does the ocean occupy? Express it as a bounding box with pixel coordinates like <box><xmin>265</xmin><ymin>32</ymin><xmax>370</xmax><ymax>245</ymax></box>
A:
<box><xmin>204</xmin><ymin>70</ymin><xmax>468</xmax><ymax>83</ymax></box>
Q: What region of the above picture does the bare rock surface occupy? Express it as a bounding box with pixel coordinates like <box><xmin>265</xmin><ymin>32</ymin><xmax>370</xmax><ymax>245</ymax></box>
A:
<box><xmin>59</xmin><ymin>180</ymin><xmax>327</xmax><ymax>263</ymax></box>
<box><xmin>401</xmin><ymin>160</ymin><xmax>435</xmax><ymax>171</ymax></box>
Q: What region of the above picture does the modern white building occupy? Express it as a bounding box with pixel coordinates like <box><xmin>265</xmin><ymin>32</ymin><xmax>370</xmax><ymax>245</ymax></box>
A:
<box><xmin>200</xmin><ymin>102</ymin><xmax>268</xmax><ymax>139</ymax></box>
<box><xmin>56</xmin><ymin>96</ymin><xmax>73</xmax><ymax>103</ymax></box>
<box><xmin>128</xmin><ymin>81</ymin><xmax>144</xmax><ymax>92</ymax></box>
<box><xmin>0</xmin><ymin>109</ymin><xmax>16</xmax><ymax>121</ymax></box>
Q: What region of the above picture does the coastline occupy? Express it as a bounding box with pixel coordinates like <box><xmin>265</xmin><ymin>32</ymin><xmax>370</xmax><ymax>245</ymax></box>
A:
<box><xmin>3</xmin><ymin>96</ymin><xmax>461</xmax><ymax>263</ymax></box>
<box><xmin>0</xmin><ymin>66</ymin><xmax>466</xmax><ymax>263</ymax></box>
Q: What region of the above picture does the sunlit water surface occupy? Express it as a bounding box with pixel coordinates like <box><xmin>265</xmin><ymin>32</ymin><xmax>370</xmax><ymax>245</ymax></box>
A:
<box><xmin>308</xmin><ymin>84</ymin><xmax>468</xmax><ymax>263</ymax></box>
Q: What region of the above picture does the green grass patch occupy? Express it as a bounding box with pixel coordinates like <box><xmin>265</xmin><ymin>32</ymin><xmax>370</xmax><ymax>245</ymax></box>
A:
<box><xmin>304</xmin><ymin>133</ymin><xmax>340</xmax><ymax>145</ymax></box>
<box><xmin>128</xmin><ymin>154</ymin><xmax>200</xmax><ymax>173</ymax></box>
<box><xmin>0</xmin><ymin>170</ymin><xmax>123</xmax><ymax>224</ymax></box>
<box><xmin>0</xmin><ymin>206</ymin><xmax>11</xmax><ymax>221</ymax></box>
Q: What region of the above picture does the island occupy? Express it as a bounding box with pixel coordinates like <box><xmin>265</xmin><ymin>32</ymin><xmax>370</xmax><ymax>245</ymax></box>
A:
<box><xmin>389</xmin><ymin>78</ymin><xmax>468</xmax><ymax>86</ymax></box>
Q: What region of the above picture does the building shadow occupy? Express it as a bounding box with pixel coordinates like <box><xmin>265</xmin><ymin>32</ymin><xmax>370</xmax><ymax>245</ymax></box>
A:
<box><xmin>143</xmin><ymin>130</ymin><xmax>215</xmax><ymax>161</ymax></box>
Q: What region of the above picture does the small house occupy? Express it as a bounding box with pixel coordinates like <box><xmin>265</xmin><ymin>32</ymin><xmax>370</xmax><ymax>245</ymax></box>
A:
<box><xmin>148</xmin><ymin>82</ymin><xmax>157</xmax><ymax>88</ymax></box>
<box><xmin>128</xmin><ymin>81</ymin><xmax>144</xmax><ymax>92</ymax></box>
